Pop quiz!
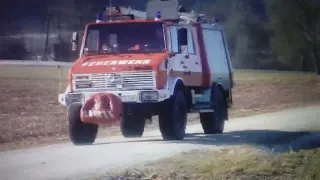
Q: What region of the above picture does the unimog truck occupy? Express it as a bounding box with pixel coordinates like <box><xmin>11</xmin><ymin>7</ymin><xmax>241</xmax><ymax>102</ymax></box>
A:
<box><xmin>58</xmin><ymin>0</ymin><xmax>234</xmax><ymax>145</ymax></box>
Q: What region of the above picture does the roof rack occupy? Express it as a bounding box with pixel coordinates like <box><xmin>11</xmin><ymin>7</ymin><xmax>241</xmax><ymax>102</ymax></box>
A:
<box><xmin>95</xmin><ymin>1</ymin><xmax>217</xmax><ymax>24</ymax></box>
<box><xmin>96</xmin><ymin>6</ymin><xmax>135</xmax><ymax>22</ymax></box>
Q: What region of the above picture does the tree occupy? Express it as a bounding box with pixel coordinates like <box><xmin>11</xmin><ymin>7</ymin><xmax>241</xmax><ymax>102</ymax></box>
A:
<box><xmin>194</xmin><ymin>0</ymin><xmax>270</xmax><ymax>69</ymax></box>
<box><xmin>41</xmin><ymin>0</ymin><xmax>95</xmax><ymax>60</ymax></box>
<box><xmin>266</xmin><ymin>0</ymin><xmax>320</xmax><ymax>74</ymax></box>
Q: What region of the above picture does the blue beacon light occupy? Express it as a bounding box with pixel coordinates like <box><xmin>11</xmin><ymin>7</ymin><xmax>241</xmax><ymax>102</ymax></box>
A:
<box><xmin>96</xmin><ymin>11</ymin><xmax>104</xmax><ymax>22</ymax></box>
<box><xmin>155</xmin><ymin>11</ymin><xmax>161</xmax><ymax>20</ymax></box>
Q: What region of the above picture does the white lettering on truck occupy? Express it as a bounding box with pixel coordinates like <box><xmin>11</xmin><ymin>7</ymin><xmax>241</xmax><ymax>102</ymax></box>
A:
<box><xmin>82</xmin><ymin>59</ymin><xmax>151</xmax><ymax>67</ymax></box>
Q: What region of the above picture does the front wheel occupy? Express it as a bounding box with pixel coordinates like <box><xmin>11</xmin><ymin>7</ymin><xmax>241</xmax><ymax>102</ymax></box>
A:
<box><xmin>159</xmin><ymin>89</ymin><xmax>188</xmax><ymax>140</ymax></box>
<box><xmin>68</xmin><ymin>105</ymin><xmax>98</xmax><ymax>145</ymax></box>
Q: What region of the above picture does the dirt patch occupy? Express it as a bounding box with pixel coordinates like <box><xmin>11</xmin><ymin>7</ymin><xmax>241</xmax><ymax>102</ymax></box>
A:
<box><xmin>102</xmin><ymin>146</ymin><xmax>320</xmax><ymax>180</ymax></box>
<box><xmin>0</xmin><ymin>75</ymin><xmax>320</xmax><ymax>151</ymax></box>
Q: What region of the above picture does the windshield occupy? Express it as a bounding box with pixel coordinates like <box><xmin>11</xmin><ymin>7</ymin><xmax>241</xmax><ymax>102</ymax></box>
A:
<box><xmin>83</xmin><ymin>22</ymin><xmax>165</xmax><ymax>54</ymax></box>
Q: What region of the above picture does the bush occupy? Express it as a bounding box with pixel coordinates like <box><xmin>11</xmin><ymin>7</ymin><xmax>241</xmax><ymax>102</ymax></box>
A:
<box><xmin>0</xmin><ymin>38</ymin><xmax>28</xmax><ymax>60</ymax></box>
<box><xmin>51</xmin><ymin>41</ymin><xmax>73</xmax><ymax>62</ymax></box>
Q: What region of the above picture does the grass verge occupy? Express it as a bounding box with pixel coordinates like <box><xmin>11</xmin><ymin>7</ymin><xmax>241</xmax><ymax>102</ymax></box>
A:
<box><xmin>102</xmin><ymin>146</ymin><xmax>320</xmax><ymax>180</ymax></box>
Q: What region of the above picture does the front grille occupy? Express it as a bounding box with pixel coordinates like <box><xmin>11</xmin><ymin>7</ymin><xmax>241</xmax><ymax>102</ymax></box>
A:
<box><xmin>74</xmin><ymin>71</ymin><xmax>156</xmax><ymax>91</ymax></box>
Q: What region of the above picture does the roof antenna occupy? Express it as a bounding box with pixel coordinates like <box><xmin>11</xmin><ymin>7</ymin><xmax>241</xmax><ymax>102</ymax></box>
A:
<box><xmin>109</xmin><ymin>0</ymin><xmax>112</xmax><ymax>22</ymax></box>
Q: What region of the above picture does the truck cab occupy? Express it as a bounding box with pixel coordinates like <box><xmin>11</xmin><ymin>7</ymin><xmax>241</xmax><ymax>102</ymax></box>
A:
<box><xmin>59</xmin><ymin>0</ymin><xmax>233</xmax><ymax>145</ymax></box>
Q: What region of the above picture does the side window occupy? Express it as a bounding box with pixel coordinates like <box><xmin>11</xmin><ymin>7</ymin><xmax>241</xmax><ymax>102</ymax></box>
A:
<box><xmin>109</xmin><ymin>34</ymin><xmax>118</xmax><ymax>45</ymax></box>
<box><xmin>167</xmin><ymin>25</ymin><xmax>194</xmax><ymax>54</ymax></box>
<box><xmin>85</xmin><ymin>29</ymin><xmax>99</xmax><ymax>51</ymax></box>
<box><xmin>187</xmin><ymin>30</ymin><xmax>195</xmax><ymax>54</ymax></box>
<box><xmin>169</xmin><ymin>26</ymin><xmax>179</xmax><ymax>53</ymax></box>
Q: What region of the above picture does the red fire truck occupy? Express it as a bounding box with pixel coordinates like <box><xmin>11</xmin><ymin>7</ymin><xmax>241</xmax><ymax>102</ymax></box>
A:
<box><xmin>59</xmin><ymin>0</ymin><xmax>234</xmax><ymax>145</ymax></box>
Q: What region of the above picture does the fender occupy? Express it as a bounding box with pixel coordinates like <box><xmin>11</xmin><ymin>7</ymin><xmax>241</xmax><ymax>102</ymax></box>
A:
<box><xmin>195</xmin><ymin>83</ymin><xmax>224</xmax><ymax>104</ymax></box>
<box><xmin>58</xmin><ymin>85</ymin><xmax>71</xmax><ymax>106</ymax></box>
<box><xmin>165</xmin><ymin>77</ymin><xmax>185</xmax><ymax>96</ymax></box>
<box><xmin>210</xmin><ymin>83</ymin><xmax>225</xmax><ymax>102</ymax></box>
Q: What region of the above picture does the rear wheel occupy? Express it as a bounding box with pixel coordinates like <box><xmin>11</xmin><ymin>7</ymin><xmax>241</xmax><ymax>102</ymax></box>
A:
<box><xmin>120</xmin><ymin>105</ymin><xmax>146</xmax><ymax>138</ymax></box>
<box><xmin>159</xmin><ymin>89</ymin><xmax>187</xmax><ymax>140</ymax></box>
<box><xmin>200</xmin><ymin>87</ymin><xmax>227</xmax><ymax>134</ymax></box>
<box><xmin>68</xmin><ymin>105</ymin><xmax>98</xmax><ymax>145</ymax></box>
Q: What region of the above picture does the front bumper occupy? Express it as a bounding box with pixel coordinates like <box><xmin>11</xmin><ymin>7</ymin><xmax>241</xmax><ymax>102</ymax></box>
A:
<box><xmin>58</xmin><ymin>89</ymin><xmax>171</xmax><ymax>106</ymax></box>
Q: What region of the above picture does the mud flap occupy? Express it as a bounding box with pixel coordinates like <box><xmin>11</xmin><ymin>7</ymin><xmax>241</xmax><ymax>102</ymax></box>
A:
<box><xmin>80</xmin><ymin>93</ymin><xmax>122</xmax><ymax>125</ymax></box>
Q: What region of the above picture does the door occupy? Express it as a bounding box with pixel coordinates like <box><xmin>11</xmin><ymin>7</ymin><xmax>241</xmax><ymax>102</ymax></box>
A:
<box><xmin>167</xmin><ymin>25</ymin><xmax>187</xmax><ymax>74</ymax></box>
<box><xmin>166</xmin><ymin>25</ymin><xmax>202</xmax><ymax>86</ymax></box>
<box><xmin>181</xmin><ymin>25</ymin><xmax>202</xmax><ymax>86</ymax></box>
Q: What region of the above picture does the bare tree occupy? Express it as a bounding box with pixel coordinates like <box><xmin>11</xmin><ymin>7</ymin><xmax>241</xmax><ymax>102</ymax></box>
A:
<box><xmin>43</xmin><ymin>0</ymin><xmax>53</xmax><ymax>58</ymax></box>
<box><xmin>266</xmin><ymin>0</ymin><xmax>320</xmax><ymax>74</ymax></box>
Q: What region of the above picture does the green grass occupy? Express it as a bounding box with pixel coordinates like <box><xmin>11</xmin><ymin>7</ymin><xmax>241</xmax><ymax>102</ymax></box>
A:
<box><xmin>0</xmin><ymin>65</ymin><xmax>317</xmax><ymax>81</ymax></box>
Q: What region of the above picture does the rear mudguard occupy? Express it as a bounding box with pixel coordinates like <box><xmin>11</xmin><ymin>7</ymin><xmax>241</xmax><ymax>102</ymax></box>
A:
<box><xmin>80</xmin><ymin>93</ymin><xmax>122</xmax><ymax>125</ymax></box>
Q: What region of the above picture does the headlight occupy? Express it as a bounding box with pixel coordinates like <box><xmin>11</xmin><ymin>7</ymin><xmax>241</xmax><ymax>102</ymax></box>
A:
<box><xmin>66</xmin><ymin>93</ymin><xmax>84</xmax><ymax>105</ymax></box>
<box><xmin>140</xmin><ymin>91</ymin><xmax>159</xmax><ymax>102</ymax></box>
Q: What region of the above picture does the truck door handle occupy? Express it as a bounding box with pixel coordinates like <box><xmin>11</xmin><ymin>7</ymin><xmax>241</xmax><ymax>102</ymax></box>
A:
<box><xmin>185</xmin><ymin>55</ymin><xmax>189</xmax><ymax>59</ymax></box>
<box><xmin>183</xmin><ymin>65</ymin><xmax>187</xmax><ymax>69</ymax></box>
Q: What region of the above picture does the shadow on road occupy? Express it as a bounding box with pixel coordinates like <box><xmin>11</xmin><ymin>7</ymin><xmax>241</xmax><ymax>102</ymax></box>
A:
<box><xmin>94</xmin><ymin>130</ymin><xmax>320</xmax><ymax>153</ymax></box>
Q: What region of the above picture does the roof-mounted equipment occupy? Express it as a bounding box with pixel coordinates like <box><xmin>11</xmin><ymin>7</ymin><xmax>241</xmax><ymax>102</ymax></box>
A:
<box><xmin>96</xmin><ymin>6</ymin><xmax>134</xmax><ymax>22</ymax></box>
<box><xmin>145</xmin><ymin>0</ymin><xmax>217</xmax><ymax>24</ymax></box>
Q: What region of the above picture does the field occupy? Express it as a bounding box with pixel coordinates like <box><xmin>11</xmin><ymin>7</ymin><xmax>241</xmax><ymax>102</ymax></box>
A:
<box><xmin>0</xmin><ymin>65</ymin><xmax>320</xmax><ymax>151</ymax></box>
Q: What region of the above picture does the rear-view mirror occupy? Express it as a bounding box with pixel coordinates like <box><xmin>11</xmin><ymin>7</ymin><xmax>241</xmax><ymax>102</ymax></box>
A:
<box><xmin>71</xmin><ymin>32</ymin><xmax>79</xmax><ymax>51</ymax></box>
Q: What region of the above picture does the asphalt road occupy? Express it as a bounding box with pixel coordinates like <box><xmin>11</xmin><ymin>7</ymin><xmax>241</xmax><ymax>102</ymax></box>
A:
<box><xmin>1</xmin><ymin>105</ymin><xmax>319</xmax><ymax>180</ymax></box>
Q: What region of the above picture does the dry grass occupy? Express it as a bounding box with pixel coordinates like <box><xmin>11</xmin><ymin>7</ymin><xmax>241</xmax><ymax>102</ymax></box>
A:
<box><xmin>0</xmin><ymin>65</ymin><xmax>70</xmax><ymax>81</ymax></box>
<box><xmin>102</xmin><ymin>146</ymin><xmax>320</xmax><ymax>180</ymax></box>
<box><xmin>0</xmin><ymin>65</ymin><xmax>317</xmax><ymax>82</ymax></box>
<box><xmin>0</xmin><ymin>65</ymin><xmax>320</xmax><ymax>151</ymax></box>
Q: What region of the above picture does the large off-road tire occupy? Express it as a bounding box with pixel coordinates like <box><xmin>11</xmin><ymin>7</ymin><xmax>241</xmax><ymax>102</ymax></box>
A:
<box><xmin>120</xmin><ymin>105</ymin><xmax>146</xmax><ymax>138</ymax></box>
<box><xmin>159</xmin><ymin>89</ymin><xmax>188</xmax><ymax>140</ymax></box>
<box><xmin>200</xmin><ymin>86</ymin><xmax>228</xmax><ymax>134</ymax></box>
<box><xmin>68</xmin><ymin>105</ymin><xmax>98</xmax><ymax>145</ymax></box>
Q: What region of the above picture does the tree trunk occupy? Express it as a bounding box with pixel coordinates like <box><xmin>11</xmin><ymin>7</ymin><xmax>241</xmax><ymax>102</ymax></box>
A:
<box><xmin>312</xmin><ymin>43</ymin><xmax>320</xmax><ymax>75</ymax></box>
<box><xmin>57</xmin><ymin>14</ymin><xmax>62</xmax><ymax>43</ymax></box>
<box><xmin>43</xmin><ymin>18</ymin><xmax>51</xmax><ymax>59</ymax></box>
<box><xmin>43</xmin><ymin>1</ymin><xmax>52</xmax><ymax>60</ymax></box>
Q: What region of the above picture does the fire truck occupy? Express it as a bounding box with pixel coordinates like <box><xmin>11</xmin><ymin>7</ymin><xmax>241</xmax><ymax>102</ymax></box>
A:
<box><xmin>58</xmin><ymin>0</ymin><xmax>234</xmax><ymax>145</ymax></box>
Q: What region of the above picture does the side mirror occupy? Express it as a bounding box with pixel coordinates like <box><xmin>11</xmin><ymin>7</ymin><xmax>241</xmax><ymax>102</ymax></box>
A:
<box><xmin>71</xmin><ymin>32</ymin><xmax>79</xmax><ymax>51</ymax></box>
<box><xmin>169</xmin><ymin>52</ymin><xmax>176</xmax><ymax>58</ymax></box>
<box><xmin>178</xmin><ymin>28</ymin><xmax>188</xmax><ymax>46</ymax></box>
